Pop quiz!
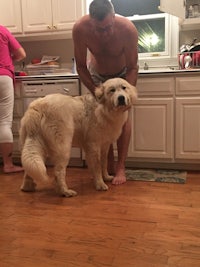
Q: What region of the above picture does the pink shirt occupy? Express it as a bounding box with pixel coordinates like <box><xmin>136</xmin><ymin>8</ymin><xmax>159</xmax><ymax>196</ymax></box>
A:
<box><xmin>0</xmin><ymin>25</ymin><xmax>21</xmax><ymax>79</ymax></box>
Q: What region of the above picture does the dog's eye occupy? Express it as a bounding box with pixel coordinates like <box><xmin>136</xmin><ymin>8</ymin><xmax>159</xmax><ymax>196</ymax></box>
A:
<box><xmin>121</xmin><ymin>85</ymin><xmax>126</xmax><ymax>90</ymax></box>
<box><xmin>110</xmin><ymin>87</ymin><xmax>116</xmax><ymax>93</ymax></box>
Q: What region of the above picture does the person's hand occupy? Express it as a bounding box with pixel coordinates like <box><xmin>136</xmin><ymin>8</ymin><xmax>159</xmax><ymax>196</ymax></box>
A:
<box><xmin>94</xmin><ymin>85</ymin><xmax>104</xmax><ymax>102</ymax></box>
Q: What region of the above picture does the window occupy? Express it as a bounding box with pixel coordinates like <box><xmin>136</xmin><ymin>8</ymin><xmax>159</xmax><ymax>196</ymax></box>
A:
<box><xmin>127</xmin><ymin>13</ymin><xmax>170</xmax><ymax>58</ymax></box>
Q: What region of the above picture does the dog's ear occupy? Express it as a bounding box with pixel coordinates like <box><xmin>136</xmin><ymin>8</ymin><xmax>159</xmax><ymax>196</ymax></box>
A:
<box><xmin>95</xmin><ymin>85</ymin><xmax>105</xmax><ymax>103</ymax></box>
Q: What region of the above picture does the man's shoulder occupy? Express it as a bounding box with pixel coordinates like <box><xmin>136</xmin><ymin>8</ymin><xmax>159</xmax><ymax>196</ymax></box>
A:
<box><xmin>115</xmin><ymin>15</ymin><xmax>137</xmax><ymax>34</ymax></box>
<box><xmin>115</xmin><ymin>15</ymin><xmax>133</xmax><ymax>25</ymax></box>
<box><xmin>73</xmin><ymin>15</ymin><xmax>90</xmax><ymax>31</ymax></box>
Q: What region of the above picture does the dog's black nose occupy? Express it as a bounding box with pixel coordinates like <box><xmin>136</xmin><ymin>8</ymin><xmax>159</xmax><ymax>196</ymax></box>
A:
<box><xmin>118</xmin><ymin>95</ymin><xmax>125</xmax><ymax>105</ymax></box>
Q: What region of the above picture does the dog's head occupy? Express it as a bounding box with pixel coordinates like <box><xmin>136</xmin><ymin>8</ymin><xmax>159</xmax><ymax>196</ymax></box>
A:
<box><xmin>95</xmin><ymin>78</ymin><xmax>137</xmax><ymax>110</ymax></box>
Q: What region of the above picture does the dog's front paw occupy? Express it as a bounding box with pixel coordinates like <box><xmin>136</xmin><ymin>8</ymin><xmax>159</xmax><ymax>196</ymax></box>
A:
<box><xmin>95</xmin><ymin>180</ymin><xmax>108</xmax><ymax>191</ymax></box>
<box><xmin>59</xmin><ymin>189</ymin><xmax>77</xmax><ymax>197</ymax></box>
<box><xmin>103</xmin><ymin>174</ymin><xmax>114</xmax><ymax>182</ymax></box>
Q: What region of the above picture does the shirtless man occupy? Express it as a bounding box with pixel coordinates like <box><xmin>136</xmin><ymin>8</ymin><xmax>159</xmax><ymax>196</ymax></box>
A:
<box><xmin>72</xmin><ymin>0</ymin><xmax>138</xmax><ymax>185</ymax></box>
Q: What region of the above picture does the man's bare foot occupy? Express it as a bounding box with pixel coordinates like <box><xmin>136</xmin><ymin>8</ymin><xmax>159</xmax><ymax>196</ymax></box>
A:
<box><xmin>3</xmin><ymin>165</ymin><xmax>24</xmax><ymax>174</ymax></box>
<box><xmin>112</xmin><ymin>169</ymin><xmax>126</xmax><ymax>185</ymax></box>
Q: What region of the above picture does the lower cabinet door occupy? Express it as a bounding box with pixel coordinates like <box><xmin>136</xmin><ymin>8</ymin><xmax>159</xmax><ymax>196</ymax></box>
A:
<box><xmin>129</xmin><ymin>98</ymin><xmax>173</xmax><ymax>160</ymax></box>
<box><xmin>176</xmin><ymin>97</ymin><xmax>200</xmax><ymax>160</ymax></box>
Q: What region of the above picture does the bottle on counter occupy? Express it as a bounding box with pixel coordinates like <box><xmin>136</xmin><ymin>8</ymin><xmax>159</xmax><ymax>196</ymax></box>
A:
<box><xmin>72</xmin><ymin>58</ymin><xmax>77</xmax><ymax>74</ymax></box>
<box><xmin>188</xmin><ymin>5</ymin><xmax>194</xmax><ymax>18</ymax></box>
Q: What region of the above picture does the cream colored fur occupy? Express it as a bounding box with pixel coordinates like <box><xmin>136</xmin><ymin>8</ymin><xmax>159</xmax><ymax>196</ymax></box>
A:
<box><xmin>20</xmin><ymin>78</ymin><xmax>137</xmax><ymax>197</ymax></box>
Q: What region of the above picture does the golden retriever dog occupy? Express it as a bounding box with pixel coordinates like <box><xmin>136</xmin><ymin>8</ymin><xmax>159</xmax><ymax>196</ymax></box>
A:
<box><xmin>20</xmin><ymin>78</ymin><xmax>137</xmax><ymax>197</ymax></box>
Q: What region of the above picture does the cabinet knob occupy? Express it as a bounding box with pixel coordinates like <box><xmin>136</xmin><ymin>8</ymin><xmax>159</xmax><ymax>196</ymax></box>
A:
<box><xmin>53</xmin><ymin>25</ymin><xmax>57</xmax><ymax>30</ymax></box>
<box><xmin>47</xmin><ymin>25</ymin><xmax>52</xmax><ymax>29</ymax></box>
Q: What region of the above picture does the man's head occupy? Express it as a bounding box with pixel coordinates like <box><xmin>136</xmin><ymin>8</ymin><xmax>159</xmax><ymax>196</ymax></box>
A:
<box><xmin>89</xmin><ymin>0</ymin><xmax>115</xmax><ymax>36</ymax></box>
<box><xmin>89</xmin><ymin>0</ymin><xmax>115</xmax><ymax>21</ymax></box>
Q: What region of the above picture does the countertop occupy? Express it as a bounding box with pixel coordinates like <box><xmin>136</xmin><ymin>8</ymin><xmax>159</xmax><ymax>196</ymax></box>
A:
<box><xmin>139</xmin><ymin>68</ymin><xmax>200</xmax><ymax>74</ymax></box>
<box><xmin>15</xmin><ymin>68</ymin><xmax>200</xmax><ymax>80</ymax></box>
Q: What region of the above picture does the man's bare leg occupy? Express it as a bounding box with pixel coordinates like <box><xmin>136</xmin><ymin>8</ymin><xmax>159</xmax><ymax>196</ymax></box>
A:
<box><xmin>112</xmin><ymin>117</ymin><xmax>131</xmax><ymax>185</ymax></box>
<box><xmin>107</xmin><ymin>144</ymin><xmax>115</xmax><ymax>175</ymax></box>
<box><xmin>108</xmin><ymin>112</ymin><xmax>131</xmax><ymax>185</ymax></box>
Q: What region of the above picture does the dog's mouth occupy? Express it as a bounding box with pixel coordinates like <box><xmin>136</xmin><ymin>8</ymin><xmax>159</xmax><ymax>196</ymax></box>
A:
<box><xmin>113</xmin><ymin>95</ymin><xmax>131</xmax><ymax>111</ymax></box>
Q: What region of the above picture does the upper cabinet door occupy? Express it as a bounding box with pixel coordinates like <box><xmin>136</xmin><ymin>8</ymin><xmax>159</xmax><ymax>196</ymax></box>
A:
<box><xmin>21</xmin><ymin>0</ymin><xmax>52</xmax><ymax>33</ymax></box>
<box><xmin>0</xmin><ymin>0</ymin><xmax>22</xmax><ymax>33</ymax></box>
<box><xmin>52</xmin><ymin>0</ymin><xmax>84</xmax><ymax>31</ymax></box>
<box><xmin>21</xmin><ymin>0</ymin><xmax>84</xmax><ymax>33</ymax></box>
<box><xmin>159</xmin><ymin>0</ymin><xmax>185</xmax><ymax>19</ymax></box>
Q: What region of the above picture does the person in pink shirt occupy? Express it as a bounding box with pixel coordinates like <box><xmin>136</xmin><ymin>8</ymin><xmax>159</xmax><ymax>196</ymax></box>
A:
<box><xmin>0</xmin><ymin>25</ymin><xmax>26</xmax><ymax>173</ymax></box>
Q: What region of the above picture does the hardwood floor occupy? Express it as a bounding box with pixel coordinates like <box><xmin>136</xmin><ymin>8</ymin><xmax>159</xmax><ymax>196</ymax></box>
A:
<box><xmin>0</xmin><ymin>166</ymin><xmax>200</xmax><ymax>267</ymax></box>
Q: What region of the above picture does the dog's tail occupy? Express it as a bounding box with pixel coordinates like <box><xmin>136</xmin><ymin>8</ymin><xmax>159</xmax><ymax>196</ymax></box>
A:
<box><xmin>20</xmin><ymin>101</ymin><xmax>49</xmax><ymax>183</ymax></box>
<box><xmin>21</xmin><ymin>136</ymin><xmax>49</xmax><ymax>183</ymax></box>
<box><xmin>19</xmin><ymin>100</ymin><xmax>43</xmax><ymax>147</ymax></box>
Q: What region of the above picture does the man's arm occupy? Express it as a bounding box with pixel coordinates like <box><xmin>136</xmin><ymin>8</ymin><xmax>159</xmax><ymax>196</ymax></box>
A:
<box><xmin>72</xmin><ymin>21</ymin><xmax>96</xmax><ymax>96</ymax></box>
<box><xmin>124</xmin><ymin>22</ymin><xmax>139</xmax><ymax>86</ymax></box>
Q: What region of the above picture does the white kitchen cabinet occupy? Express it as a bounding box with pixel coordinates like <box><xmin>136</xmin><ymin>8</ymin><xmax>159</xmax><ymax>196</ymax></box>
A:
<box><xmin>175</xmin><ymin>74</ymin><xmax>200</xmax><ymax>161</ymax></box>
<box><xmin>21</xmin><ymin>0</ymin><xmax>83</xmax><ymax>33</ymax></box>
<box><xmin>0</xmin><ymin>0</ymin><xmax>22</xmax><ymax>34</ymax></box>
<box><xmin>176</xmin><ymin>97</ymin><xmax>200</xmax><ymax>160</ymax></box>
<box><xmin>160</xmin><ymin>0</ymin><xmax>200</xmax><ymax>30</ymax></box>
<box><xmin>128</xmin><ymin>76</ymin><xmax>174</xmax><ymax>161</ymax></box>
<box><xmin>130</xmin><ymin>98</ymin><xmax>173</xmax><ymax>159</ymax></box>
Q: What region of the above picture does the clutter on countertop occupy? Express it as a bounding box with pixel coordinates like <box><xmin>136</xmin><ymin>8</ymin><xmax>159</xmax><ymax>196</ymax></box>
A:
<box><xmin>26</xmin><ymin>55</ymin><xmax>61</xmax><ymax>75</ymax></box>
<box><xmin>29</xmin><ymin>55</ymin><xmax>60</xmax><ymax>65</ymax></box>
<box><xmin>179</xmin><ymin>38</ymin><xmax>200</xmax><ymax>69</ymax></box>
<box><xmin>14</xmin><ymin>71</ymin><xmax>27</xmax><ymax>76</ymax></box>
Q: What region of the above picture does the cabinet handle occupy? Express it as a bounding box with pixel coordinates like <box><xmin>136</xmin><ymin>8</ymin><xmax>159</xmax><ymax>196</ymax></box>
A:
<box><xmin>47</xmin><ymin>25</ymin><xmax>52</xmax><ymax>29</ymax></box>
<box><xmin>63</xmin><ymin>88</ymin><xmax>69</xmax><ymax>93</ymax></box>
<box><xmin>53</xmin><ymin>25</ymin><xmax>57</xmax><ymax>30</ymax></box>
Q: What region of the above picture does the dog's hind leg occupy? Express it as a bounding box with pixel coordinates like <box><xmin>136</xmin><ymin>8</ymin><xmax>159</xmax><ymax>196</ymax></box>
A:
<box><xmin>53</xmin><ymin>162</ymin><xmax>77</xmax><ymax>197</ymax></box>
<box><xmin>85</xmin><ymin>145</ymin><xmax>108</xmax><ymax>191</ymax></box>
<box><xmin>52</xmin><ymin>143</ymin><xmax>77</xmax><ymax>197</ymax></box>
<box><xmin>20</xmin><ymin>137</ymin><xmax>49</xmax><ymax>192</ymax></box>
<box><xmin>21</xmin><ymin>173</ymin><xmax>36</xmax><ymax>192</ymax></box>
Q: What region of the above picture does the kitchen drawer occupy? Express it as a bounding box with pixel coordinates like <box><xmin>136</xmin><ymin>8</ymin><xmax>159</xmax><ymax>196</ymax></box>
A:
<box><xmin>137</xmin><ymin>76</ymin><xmax>174</xmax><ymax>97</ymax></box>
<box><xmin>176</xmin><ymin>76</ymin><xmax>200</xmax><ymax>95</ymax></box>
